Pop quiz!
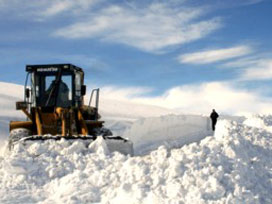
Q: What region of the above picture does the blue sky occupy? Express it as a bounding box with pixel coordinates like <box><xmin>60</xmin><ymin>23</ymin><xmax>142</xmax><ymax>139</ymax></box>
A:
<box><xmin>0</xmin><ymin>0</ymin><xmax>272</xmax><ymax>114</ymax></box>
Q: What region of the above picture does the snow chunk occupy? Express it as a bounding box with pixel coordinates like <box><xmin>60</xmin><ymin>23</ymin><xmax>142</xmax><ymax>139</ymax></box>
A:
<box><xmin>88</xmin><ymin>136</ymin><xmax>110</xmax><ymax>155</ymax></box>
<box><xmin>244</xmin><ymin>114</ymin><xmax>272</xmax><ymax>132</ymax></box>
<box><xmin>27</xmin><ymin>142</ymin><xmax>47</xmax><ymax>156</ymax></box>
<box><xmin>62</xmin><ymin>140</ymin><xmax>87</xmax><ymax>155</ymax></box>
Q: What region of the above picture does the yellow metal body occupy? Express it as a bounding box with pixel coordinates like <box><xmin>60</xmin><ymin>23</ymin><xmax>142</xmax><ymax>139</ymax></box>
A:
<box><xmin>10</xmin><ymin>106</ymin><xmax>103</xmax><ymax>136</ymax></box>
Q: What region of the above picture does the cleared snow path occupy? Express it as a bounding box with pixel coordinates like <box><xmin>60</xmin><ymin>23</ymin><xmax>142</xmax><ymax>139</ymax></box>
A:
<box><xmin>124</xmin><ymin>114</ymin><xmax>213</xmax><ymax>155</ymax></box>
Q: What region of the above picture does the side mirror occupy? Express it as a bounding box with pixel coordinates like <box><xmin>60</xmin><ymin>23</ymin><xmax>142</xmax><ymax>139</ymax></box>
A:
<box><xmin>16</xmin><ymin>101</ymin><xmax>28</xmax><ymax>110</ymax></box>
<box><xmin>25</xmin><ymin>88</ymin><xmax>30</xmax><ymax>98</ymax></box>
<box><xmin>81</xmin><ymin>85</ymin><xmax>86</xmax><ymax>96</ymax></box>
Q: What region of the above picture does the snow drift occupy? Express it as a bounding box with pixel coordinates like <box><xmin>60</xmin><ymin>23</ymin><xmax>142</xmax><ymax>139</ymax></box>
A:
<box><xmin>0</xmin><ymin>81</ymin><xmax>272</xmax><ymax>203</ymax></box>
<box><xmin>0</xmin><ymin>116</ymin><xmax>272</xmax><ymax>203</ymax></box>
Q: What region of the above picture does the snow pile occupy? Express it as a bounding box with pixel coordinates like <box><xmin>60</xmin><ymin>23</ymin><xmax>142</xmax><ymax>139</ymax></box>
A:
<box><xmin>124</xmin><ymin>114</ymin><xmax>213</xmax><ymax>155</ymax></box>
<box><xmin>0</xmin><ymin>117</ymin><xmax>272</xmax><ymax>203</ymax></box>
<box><xmin>243</xmin><ymin>114</ymin><xmax>272</xmax><ymax>132</ymax></box>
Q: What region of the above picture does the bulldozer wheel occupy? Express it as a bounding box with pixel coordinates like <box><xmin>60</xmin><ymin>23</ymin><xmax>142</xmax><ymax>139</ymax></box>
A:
<box><xmin>9</xmin><ymin>128</ymin><xmax>31</xmax><ymax>149</ymax></box>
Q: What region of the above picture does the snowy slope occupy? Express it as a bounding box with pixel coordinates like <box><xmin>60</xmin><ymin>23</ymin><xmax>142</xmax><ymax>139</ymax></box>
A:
<box><xmin>0</xmin><ymin>117</ymin><xmax>272</xmax><ymax>203</ymax></box>
<box><xmin>1</xmin><ymin>82</ymin><xmax>272</xmax><ymax>203</ymax></box>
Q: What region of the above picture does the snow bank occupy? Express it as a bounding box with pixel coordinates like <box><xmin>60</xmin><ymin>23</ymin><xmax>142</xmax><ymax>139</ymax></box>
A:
<box><xmin>124</xmin><ymin>114</ymin><xmax>213</xmax><ymax>155</ymax></box>
<box><xmin>0</xmin><ymin>82</ymin><xmax>271</xmax><ymax>203</ymax></box>
<box><xmin>0</xmin><ymin>116</ymin><xmax>271</xmax><ymax>203</ymax></box>
<box><xmin>243</xmin><ymin>114</ymin><xmax>272</xmax><ymax>132</ymax></box>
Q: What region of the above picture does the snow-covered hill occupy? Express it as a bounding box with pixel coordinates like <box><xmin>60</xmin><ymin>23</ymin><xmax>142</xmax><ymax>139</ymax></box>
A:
<box><xmin>0</xmin><ymin>116</ymin><xmax>272</xmax><ymax>203</ymax></box>
<box><xmin>0</xmin><ymin>82</ymin><xmax>272</xmax><ymax>203</ymax></box>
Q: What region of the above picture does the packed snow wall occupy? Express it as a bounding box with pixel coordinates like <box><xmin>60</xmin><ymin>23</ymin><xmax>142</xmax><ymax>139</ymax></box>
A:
<box><xmin>124</xmin><ymin>114</ymin><xmax>213</xmax><ymax>155</ymax></box>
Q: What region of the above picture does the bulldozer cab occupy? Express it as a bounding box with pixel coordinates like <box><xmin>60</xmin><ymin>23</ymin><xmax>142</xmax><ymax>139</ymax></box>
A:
<box><xmin>25</xmin><ymin>64</ymin><xmax>86</xmax><ymax>109</ymax></box>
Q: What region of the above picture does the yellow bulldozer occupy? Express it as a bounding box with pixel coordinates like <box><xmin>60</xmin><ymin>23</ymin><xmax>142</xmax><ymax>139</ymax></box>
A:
<box><xmin>9</xmin><ymin>64</ymin><xmax>133</xmax><ymax>155</ymax></box>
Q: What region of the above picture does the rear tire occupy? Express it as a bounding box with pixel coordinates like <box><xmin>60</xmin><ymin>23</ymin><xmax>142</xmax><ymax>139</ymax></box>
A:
<box><xmin>9</xmin><ymin>128</ymin><xmax>31</xmax><ymax>149</ymax></box>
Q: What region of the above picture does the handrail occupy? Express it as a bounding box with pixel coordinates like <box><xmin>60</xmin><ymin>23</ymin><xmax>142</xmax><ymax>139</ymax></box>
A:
<box><xmin>24</xmin><ymin>73</ymin><xmax>30</xmax><ymax>102</ymax></box>
<box><xmin>88</xmin><ymin>88</ymin><xmax>100</xmax><ymax>110</ymax></box>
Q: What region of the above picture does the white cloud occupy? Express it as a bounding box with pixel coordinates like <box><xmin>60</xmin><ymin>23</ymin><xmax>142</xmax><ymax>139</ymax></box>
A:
<box><xmin>178</xmin><ymin>45</ymin><xmax>252</xmax><ymax>64</ymax></box>
<box><xmin>99</xmin><ymin>82</ymin><xmax>272</xmax><ymax>115</ymax></box>
<box><xmin>222</xmin><ymin>56</ymin><xmax>272</xmax><ymax>81</ymax></box>
<box><xmin>0</xmin><ymin>1</ymin><xmax>222</xmax><ymax>52</ymax></box>
<box><xmin>241</xmin><ymin>60</ymin><xmax>272</xmax><ymax>80</ymax></box>
<box><xmin>222</xmin><ymin>56</ymin><xmax>262</xmax><ymax>68</ymax></box>
<box><xmin>40</xmin><ymin>0</ymin><xmax>100</xmax><ymax>17</ymax></box>
<box><xmin>54</xmin><ymin>3</ymin><xmax>222</xmax><ymax>53</ymax></box>
<box><xmin>0</xmin><ymin>0</ymin><xmax>100</xmax><ymax>19</ymax></box>
<box><xmin>41</xmin><ymin>0</ymin><xmax>74</xmax><ymax>16</ymax></box>
<box><xmin>99</xmin><ymin>86</ymin><xmax>154</xmax><ymax>101</ymax></box>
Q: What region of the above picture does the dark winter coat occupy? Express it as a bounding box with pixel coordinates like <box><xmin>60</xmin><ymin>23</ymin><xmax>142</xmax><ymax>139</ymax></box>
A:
<box><xmin>210</xmin><ymin>111</ymin><xmax>219</xmax><ymax>121</ymax></box>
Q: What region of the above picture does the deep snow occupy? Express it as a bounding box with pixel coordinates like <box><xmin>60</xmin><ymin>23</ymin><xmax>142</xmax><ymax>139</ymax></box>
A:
<box><xmin>0</xmin><ymin>82</ymin><xmax>272</xmax><ymax>203</ymax></box>
<box><xmin>0</xmin><ymin>116</ymin><xmax>272</xmax><ymax>203</ymax></box>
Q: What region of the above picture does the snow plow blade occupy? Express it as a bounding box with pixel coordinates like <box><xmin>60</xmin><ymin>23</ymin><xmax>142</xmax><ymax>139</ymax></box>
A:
<box><xmin>9</xmin><ymin>135</ymin><xmax>134</xmax><ymax>156</ymax></box>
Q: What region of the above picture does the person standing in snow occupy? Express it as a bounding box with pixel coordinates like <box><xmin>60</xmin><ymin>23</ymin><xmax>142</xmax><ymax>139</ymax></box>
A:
<box><xmin>210</xmin><ymin>109</ymin><xmax>219</xmax><ymax>131</ymax></box>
